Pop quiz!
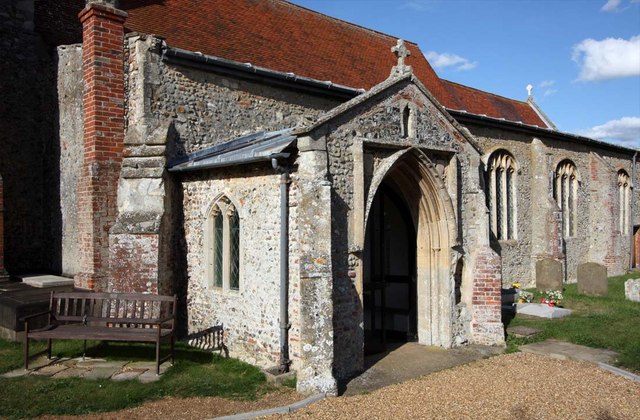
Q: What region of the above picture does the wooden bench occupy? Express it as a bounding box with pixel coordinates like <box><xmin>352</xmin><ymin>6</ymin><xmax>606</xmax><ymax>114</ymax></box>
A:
<box><xmin>23</xmin><ymin>292</ymin><xmax>176</xmax><ymax>375</ymax></box>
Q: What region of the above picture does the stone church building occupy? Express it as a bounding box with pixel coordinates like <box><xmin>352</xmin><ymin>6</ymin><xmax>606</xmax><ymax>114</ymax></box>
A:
<box><xmin>1</xmin><ymin>0</ymin><xmax>638</xmax><ymax>394</ymax></box>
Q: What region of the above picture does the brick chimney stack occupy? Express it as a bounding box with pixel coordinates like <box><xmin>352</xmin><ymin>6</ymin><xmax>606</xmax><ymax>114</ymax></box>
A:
<box><xmin>75</xmin><ymin>1</ymin><xmax>127</xmax><ymax>290</ymax></box>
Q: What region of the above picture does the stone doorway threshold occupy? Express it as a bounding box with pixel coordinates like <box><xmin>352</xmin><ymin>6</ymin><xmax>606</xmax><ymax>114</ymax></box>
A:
<box><xmin>340</xmin><ymin>342</ymin><xmax>504</xmax><ymax>396</ymax></box>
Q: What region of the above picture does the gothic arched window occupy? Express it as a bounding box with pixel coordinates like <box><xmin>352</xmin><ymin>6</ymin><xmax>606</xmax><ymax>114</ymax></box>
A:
<box><xmin>553</xmin><ymin>160</ymin><xmax>579</xmax><ymax>237</ymax></box>
<box><xmin>206</xmin><ymin>197</ymin><xmax>241</xmax><ymax>291</ymax></box>
<box><xmin>618</xmin><ymin>170</ymin><xmax>631</xmax><ymax>234</ymax></box>
<box><xmin>487</xmin><ymin>150</ymin><xmax>518</xmax><ymax>240</ymax></box>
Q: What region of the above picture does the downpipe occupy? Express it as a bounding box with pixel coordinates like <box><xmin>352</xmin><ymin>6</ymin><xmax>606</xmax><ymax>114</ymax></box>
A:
<box><xmin>631</xmin><ymin>152</ymin><xmax>637</xmax><ymax>271</ymax></box>
<box><xmin>272</xmin><ymin>157</ymin><xmax>291</xmax><ymax>373</ymax></box>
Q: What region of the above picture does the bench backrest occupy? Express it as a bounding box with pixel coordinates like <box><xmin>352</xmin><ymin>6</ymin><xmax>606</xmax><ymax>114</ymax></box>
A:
<box><xmin>49</xmin><ymin>292</ymin><xmax>176</xmax><ymax>327</ymax></box>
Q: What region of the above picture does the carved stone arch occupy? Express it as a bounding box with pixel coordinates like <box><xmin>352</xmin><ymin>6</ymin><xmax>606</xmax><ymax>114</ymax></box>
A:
<box><xmin>553</xmin><ymin>158</ymin><xmax>581</xmax><ymax>182</ymax></box>
<box><xmin>482</xmin><ymin>147</ymin><xmax>520</xmax><ymax>172</ymax></box>
<box><xmin>363</xmin><ymin>146</ymin><xmax>458</xmax><ymax>348</ymax></box>
<box><xmin>203</xmin><ymin>191</ymin><xmax>244</xmax><ymax>219</ymax></box>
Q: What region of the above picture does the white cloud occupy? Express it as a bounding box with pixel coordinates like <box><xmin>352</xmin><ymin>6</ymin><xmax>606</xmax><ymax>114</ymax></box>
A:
<box><xmin>601</xmin><ymin>0</ymin><xmax>622</xmax><ymax>12</ymax></box>
<box><xmin>572</xmin><ymin>35</ymin><xmax>640</xmax><ymax>81</ymax></box>
<box><xmin>601</xmin><ymin>0</ymin><xmax>640</xmax><ymax>12</ymax></box>
<box><xmin>579</xmin><ymin>116</ymin><xmax>640</xmax><ymax>147</ymax></box>
<box><xmin>425</xmin><ymin>51</ymin><xmax>478</xmax><ymax>71</ymax></box>
<box><xmin>543</xmin><ymin>89</ymin><xmax>558</xmax><ymax>97</ymax></box>
<box><xmin>539</xmin><ymin>80</ymin><xmax>555</xmax><ymax>88</ymax></box>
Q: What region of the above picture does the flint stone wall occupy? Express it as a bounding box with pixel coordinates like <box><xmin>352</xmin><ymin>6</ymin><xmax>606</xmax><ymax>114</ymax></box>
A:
<box><xmin>465</xmin><ymin>123</ymin><xmax>637</xmax><ymax>286</ymax></box>
<box><xmin>181</xmin><ymin>167</ymin><xmax>303</xmax><ymax>370</ymax></box>
<box><xmin>149</xmin><ymin>46</ymin><xmax>339</xmax><ymax>156</ymax></box>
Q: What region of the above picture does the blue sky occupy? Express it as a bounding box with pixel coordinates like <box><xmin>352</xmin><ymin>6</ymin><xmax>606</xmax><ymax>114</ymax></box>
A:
<box><xmin>290</xmin><ymin>0</ymin><xmax>640</xmax><ymax>149</ymax></box>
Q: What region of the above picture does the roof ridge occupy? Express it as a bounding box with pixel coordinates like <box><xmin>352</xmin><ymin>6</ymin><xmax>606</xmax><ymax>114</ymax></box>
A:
<box><xmin>441</xmin><ymin>78</ymin><xmax>528</xmax><ymax>105</ymax></box>
<box><xmin>279</xmin><ymin>0</ymin><xmax>420</xmax><ymax>46</ymax></box>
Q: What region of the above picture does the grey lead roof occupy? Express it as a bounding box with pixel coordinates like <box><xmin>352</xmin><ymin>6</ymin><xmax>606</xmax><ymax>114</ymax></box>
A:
<box><xmin>168</xmin><ymin>128</ymin><xmax>296</xmax><ymax>172</ymax></box>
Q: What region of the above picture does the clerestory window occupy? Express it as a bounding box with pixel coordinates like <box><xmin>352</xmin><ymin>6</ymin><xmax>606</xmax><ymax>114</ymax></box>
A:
<box><xmin>618</xmin><ymin>170</ymin><xmax>631</xmax><ymax>234</ymax></box>
<box><xmin>206</xmin><ymin>197</ymin><xmax>240</xmax><ymax>291</ymax></box>
<box><xmin>487</xmin><ymin>150</ymin><xmax>518</xmax><ymax>240</ymax></box>
<box><xmin>553</xmin><ymin>160</ymin><xmax>579</xmax><ymax>237</ymax></box>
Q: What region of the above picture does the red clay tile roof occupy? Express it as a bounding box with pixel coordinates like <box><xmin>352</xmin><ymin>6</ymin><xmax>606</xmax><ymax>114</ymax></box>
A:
<box><xmin>440</xmin><ymin>79</ymin><xmax>547</xmax><ymax>126</ymax></box>
<box><xmin>36</xmin><ymin>0</ymin><xmax>548</xmax><ymax>128</ymax></box>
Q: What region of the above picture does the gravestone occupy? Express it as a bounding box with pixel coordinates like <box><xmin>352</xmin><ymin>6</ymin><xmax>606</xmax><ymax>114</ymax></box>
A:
<box><xmin>625</xmin><ymin>279</ymin><xmax>640</xmax><ymax>302</ymax></box>
<box><xmin>536</xmin><ymin>258</ymin><xmax>563</xmax><ymax>291</ymax></box>
<box><xmin>577</xmin><ymin>262</ymin><xmax>607</xmax><ymax>296</ymax></box>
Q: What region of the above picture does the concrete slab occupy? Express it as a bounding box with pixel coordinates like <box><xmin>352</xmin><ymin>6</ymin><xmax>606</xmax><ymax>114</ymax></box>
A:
<box><xmin>520</xmin><ymin>339</ymin><xmax>619</xmax><ymax>364</ymax></box>
<box><xmin>21</xmin><ymin>275</ymin><xmax>74</xmax><ymax>288</ymax></box>
<box><xmin>342</xmin><ymin>343</ymin><xmax>503</xmax><ymax>396</ymax></box>
<box><xmin>516</xmin><ymin>303</ymin><xmax>572</xmax><ymax>319</ymax></box>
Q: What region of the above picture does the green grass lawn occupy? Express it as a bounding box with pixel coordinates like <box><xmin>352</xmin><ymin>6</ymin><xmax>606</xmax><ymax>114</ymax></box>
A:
<box><xmin>506</xmin><ymin>272</ymin><xmax>640</xmax><ymax>373</ymax></box>
<box><xmin>0</xmin><ymin>340</ymin><xmax>271</xmax><ymax>419</ymax></box>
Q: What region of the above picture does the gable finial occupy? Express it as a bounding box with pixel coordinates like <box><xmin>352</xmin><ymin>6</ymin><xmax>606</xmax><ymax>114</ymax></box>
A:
<box><xmin>390</xmin><ymin>39</ymin><xmax>412</xmax><ymax>76</ymax></box>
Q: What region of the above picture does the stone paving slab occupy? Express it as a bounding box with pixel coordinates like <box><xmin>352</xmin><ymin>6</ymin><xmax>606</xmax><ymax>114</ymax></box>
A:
<box><xmin>507</xmin><ymin>325</ymin><xmax>541</xmax><ymax>338</ymax></box>
<box><xmin>2</xmin><ymin>368</ymin><xmax>29</xmax><ymax>378</ymax></box>
<box><xmin>75</xmin><ymin>359</ymin><xmax>127</xmax><ymax>370</ymax></box>
<box><xmin>33</xmin><ymin>364</ymin><xmax>69</xmax><ymax>377</ymax></box>
<box><xmin>53</xmin><ymin>367</ymin><xmax>88</xmax><ymax>379</ymax></box>
<box><xmin>111</xmin><ymin>370</ymin><xmax>143</xmax><ymax>381</ymax></box>
<box><xmin>84</xmin><ymin>366</ymin><xmax>121</xmax><ymax>380</ymax></box>
<box><xmin>516</xmin><ymin>303</ymin><xmax>572</xmax><ymax>318</ymax></box>
<box><xmin>520</xmin><ymin>339</ymin><xmax>619</xmax><ymax>364</ymax></box>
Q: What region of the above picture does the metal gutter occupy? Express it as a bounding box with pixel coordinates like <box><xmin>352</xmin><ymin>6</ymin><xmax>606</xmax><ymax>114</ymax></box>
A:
<box><xmin>448</xmin><ymin>109</ymin><xmax>639</xmax><ymax>155</ymax></box>
<box><xmin>162</xmin><ymin>47</ymin><xmax>364</xmax><ymax>100</ymax></box>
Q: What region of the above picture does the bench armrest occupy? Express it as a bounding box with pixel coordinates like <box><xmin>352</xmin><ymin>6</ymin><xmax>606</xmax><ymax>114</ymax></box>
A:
<box><xmin>19</xmin><ymin>310</ymin><xmax>52</xmax><ymax>323</ymax></box>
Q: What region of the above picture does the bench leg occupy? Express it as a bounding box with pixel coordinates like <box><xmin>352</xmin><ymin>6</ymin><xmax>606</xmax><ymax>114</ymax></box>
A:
<box><xmin>171</xmin><ymin>335</ymin><xmax>175</xmax><ymax>366</ymax></box>
<box><xmin>83</xmin><ymin>340</ymin><xmax>87</xmax><ymax>360</ymax></box>
<box><xmin>47</xmin><ymin>339</ymin><xmax>52</xmax><ymax>360</ymax></box>
<box><xmin>24</xmin><ymin>337</ymin><xmax>29</xmax><ymax>370</ymax></box>
<box><xmin>156</xmin><ymin>341</ymin><xmax>160</xmax><ymax>375</ymax></box>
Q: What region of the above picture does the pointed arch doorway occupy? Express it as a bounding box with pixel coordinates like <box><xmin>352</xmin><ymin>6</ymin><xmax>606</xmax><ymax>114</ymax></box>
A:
<box><xmin>361</xmin><ymin>149</ymin><xmax>456</xmax><ymax>356</ymax></box>
<box><xmin>364</xmin><ymin>182</ymin><xmax>417</xmax><ymax>354</ymax></box>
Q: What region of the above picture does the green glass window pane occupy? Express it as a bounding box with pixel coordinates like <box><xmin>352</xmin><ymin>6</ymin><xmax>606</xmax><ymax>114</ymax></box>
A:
<box><xmin>214</xmin><ymin>211</ymin><xmax>223</xmax><ymax>288</ymax></box>
<box><xmin>229</xmin><ymin>209</ymin><xmax>240</xmax><ymax>290</ymax></box>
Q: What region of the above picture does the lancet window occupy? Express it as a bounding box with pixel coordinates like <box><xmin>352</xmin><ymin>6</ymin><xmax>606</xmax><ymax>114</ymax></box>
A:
<box><xmin>553</xmin><ymin>160</ymin><xmax>579</xmax><ymax>237</ymax></box>
<box><xmin>206</xmin><ymin>197</ymin><xmax>240</xmax><ymax>291</ymax></box>
<box><xmin>487</xmin><ymin>150</ymin><xmax>518</xmax><ymax>240</ymax></box>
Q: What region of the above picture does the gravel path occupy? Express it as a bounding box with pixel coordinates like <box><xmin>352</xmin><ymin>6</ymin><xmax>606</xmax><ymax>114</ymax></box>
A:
<box><xmin>39</xmin><ymin>352</ymin><xmax>639</xmax><ymax>419</ymax></box>
<box><xmin>274</xmin><ymin>352</ymin><xmax>640</xmax><ymax>419</ymax></box>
